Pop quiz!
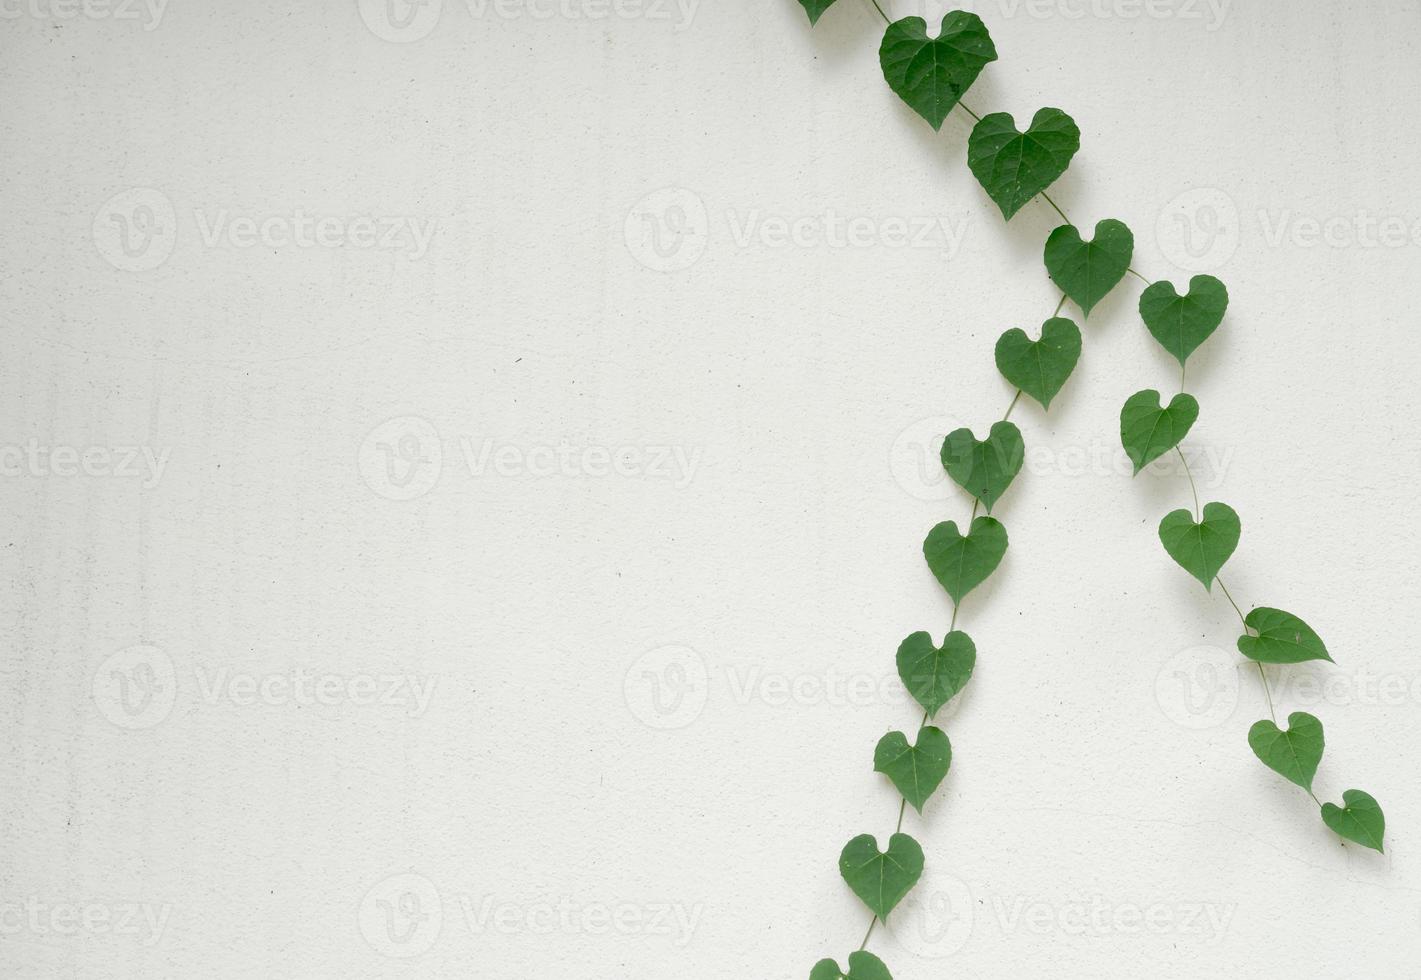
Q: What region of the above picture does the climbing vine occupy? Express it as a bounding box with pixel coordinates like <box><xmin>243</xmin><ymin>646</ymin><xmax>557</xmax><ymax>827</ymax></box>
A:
<box><xmin>797</xmin><ymin>3</ymin><xmax>1386</xmax><ymax>978</ymax></box>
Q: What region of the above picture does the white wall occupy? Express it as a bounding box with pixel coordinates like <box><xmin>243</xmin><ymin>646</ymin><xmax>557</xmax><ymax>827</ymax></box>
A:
<box><xmin>2</xmin><ymin>1</ymin><xmax>1419</xmax><ymax>977</ymax></box>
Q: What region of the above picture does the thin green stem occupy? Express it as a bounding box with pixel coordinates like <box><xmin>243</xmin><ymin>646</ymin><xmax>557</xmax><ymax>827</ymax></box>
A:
<box><xmin>1039</xmin><ymin>190</ymin><xmax>1070</xmax><ymax>226</ymax></box>
<box><xmin>1174</xmin><ymin>446</ymin><xmax>1200</xmax><ymax>520</ymax></box>
<box><xmin>869</xmin><ymin>0</ymin><xmax>889</xmax><ymax>24</ymax></box>
<box><xmin>1174</xmin><ymin>457</ymin><xmax>1269</xmax><ymax>726</ymax></box>
<box><xmin>860</xmin><ymin>915</ymin><xmax>877</xmax><ymax>949</ymax></box>
<box><xmin>1216</xmin><ymin>576</ymin><xmax>1248</xmax><ymax>628</ymax></box>
<box><xmin>1003</xmin><ymin>388</ymin><xmax>1023</xmax><ymax>422</ymax></box>
<box><xmin>1127</xmin><ymin>267</ymin><xmax>1152</xmax><ymax>286</ymax></box>
<box><xmin>1256</xmin><ymin>661</ymin><xmax>1277</xmax><ymax>725</ymax></box>
<box><xmin>1053</xmin><ymin>293</ymin><xmax>1068</xmax><ymax>317</ymax></box>
<box><xmin>957</xmin><ymin>100</ymin><xmax>983</xmax><ymax>124</ymax></box>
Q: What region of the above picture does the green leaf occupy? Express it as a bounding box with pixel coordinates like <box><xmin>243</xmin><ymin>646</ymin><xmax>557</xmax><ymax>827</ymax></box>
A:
<box><xmin>1120</xmin><ymin>389</ymin><xmax>1199</xmax><ymax>475</ymax></box>
<box><xmin>1044</xmin><ymin>219</ymin><xmax>1134</xmax><ymax>318</ymax></box>
<box><xmin>1158</xmin><ymin>502</ymin><xmax>1239</xmax><ymax>590</ymax></box>
<box><xmin>810</xmin><ymin>951</ymin><xmax>893</xmax><ymax>980</ymax></box>
<box><xmin>924</xmin><ymin>516</ymin><xmax>1008</xmax><ymax>604</ymax></box>
<box><xmin>1321</xmin><ymin>790</ymin><xmax>1385</xmax><ymax>853</ymax></box>
<box><xmin>940</xmin><ymin>421</ymin><xmax>1024</xmax><ymax>512</ymax></box>
<box><xmin>875</xmin><ymin>726</ymin><xmax>952</xmax><ymax>813</ymax></box>
<box><xmin>879</xmin><ymin>13</ymin><xmax>997</xmax><ymax>131</ymax></box>
<box><xmin>797</xmin><ymin>0</ymin><xmax>838</xmax><ymax>26</ymax></box>
<box><xmin>1238</xmin><ymin>607</ymin><xmax>1333</xmax><ymax>664</ymax></box>
<box><xmin>1138</xmin><ymin>275</ymin><xmax>1228</xmax><ymax>365</ymax></box>
<box><xmin>896</xmin><ymin>630</ymin><xmax>976</xmax><ymax>717</ymax></box>
<box><xmin>1248</xmin><ymin>712</ymin><xmax>1324</xmax><ymax>791</ymax></box>
<box><xmin>967</xmin><ymin>108</ymin><xmax>1080</xmax><ymax>221</ymax></box>
<box><xmin>839</xmin><ymin>833</ymin><xmax>924</xmax><ymax>919</ymax></box>
<box><xmin>994</xmin><ymin>317</ymin><xmax>1081</xmax><ymax>410</ymax></box>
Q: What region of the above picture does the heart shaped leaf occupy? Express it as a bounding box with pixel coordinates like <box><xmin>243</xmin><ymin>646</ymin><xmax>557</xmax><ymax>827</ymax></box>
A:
<box><xmin>967</xmin><ymin>108</ymin><xmax>1080</xmax><ymax>220</ymax></box>
<box><xmin>1238</xmin><ymin>607</ymin><xmax>1332</xmax><ymax>664</ymax></box>
<box><xmin>1158</xmin><ymin>502</ymin><xmax>1239</xmax><ymax>590</ymax></box>
<box><xmin>875</xmin><ymin>726</ymin><xmax>952</xmax><ymax>813</ymax></box>
<box><xmin>879</xmin><ymin>13</ymin><xmax>997</xmax><ymax>130</ymax></box>
<box><xmin>994</xmin><ymin>317</ymin><xmax>1081</xmax><ymax>410</ymax></box>
<box><xmin>1044</xmin><ymin>219</ymin><xmax>1134</xmax><ymax>318</ymax></box>
<box><xmin>1248</xmin><ymin>711</ymin><xmax>1324</xmax><ymax>791</ymax></box>
<box><xmin>1139</xmin><ymin>275</ymin><xmax>1228</xmax><ymax>365</ymax></box>
<box><xmin>1120</xmin><ymin>389</ymin><xmax>1199</xmax><ymax>475</ymax></box>
<box><xmin>924</xmin><ymin>516</ymin><xmax>1008</xmax><ymax>604</ymax></box>
<box><xmin>839</xmin><ymin>833</ymin><xmax>924</xmax><ymax>919</ymax></box>
<box><xmin>810</xmin><ymin>951</ymin><xmax>894</xmax><ymax>980</ymax></box>
<box><xmin>1321</xmin><ymin>790</ymin><xmax>1385</xmax><ymax>853</ymax></box>
<box><xmin>797</xmin><ymin>0</ymin><xmax>838</xmax><ymax>26</ymax></box>
<box><xmin>940</xmin><ymin>420</ymin><xmax>1024</xmax><ymax>512</ymax></box>
<box><xmin>896</xmin><ymin>630</ymin><xmax>976</xmax><ymax>717</ymax></box>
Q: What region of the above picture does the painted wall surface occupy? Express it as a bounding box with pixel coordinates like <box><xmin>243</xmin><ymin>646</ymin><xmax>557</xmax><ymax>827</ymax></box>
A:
<box><xmin>2</xmin><ymin>1</ymin><xmax>1419</xmax><ymax>976</ymax></box>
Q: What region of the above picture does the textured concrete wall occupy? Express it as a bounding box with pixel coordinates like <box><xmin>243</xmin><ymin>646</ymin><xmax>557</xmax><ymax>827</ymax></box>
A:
<box><xmin>2</xmin><ymin>1</ymin><xmax>1418</xmax><ymax>976</ymax></box>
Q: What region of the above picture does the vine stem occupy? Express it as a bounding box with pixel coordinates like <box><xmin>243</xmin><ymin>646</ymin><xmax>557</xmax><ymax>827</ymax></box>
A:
<box><xmin>866</xmin><ymin>6</ymin><xmax>1346</xmax><ymax>851</ymax></box>
<box><xmin>859</xmin><ymin>386</ymin><xmax>1023</xmax><ymax>956</ymax></box>
<box><xmin>1174</xmin><ymin>446</ymin><xmax>1201</xmax><ymax>521</ymax></box>
<box><xmin>1255</xmin><ymin>660</ymin><xmax>1277</xmax><ymax>725</ymax></box>
<box><xmin>1039</xmin><ymin>190</ymin><xmax>1071</xmax><ymax>226</ymax></box>
<box><xmin>1173</xmin><ymin>450</ymin><xmax>1280</xmax><ymax>728</ymax></box>
<box><xmin>949</xmin><ymin>162</ymin><xmax>1157</xmax><ymax>287</ymax></box>
<box><xmin>1216</xmin><ymin>576</ymin><xmax>1247</xmax><ymax>627</ymax></box>
<box><xmin>1071</xmin><ymin>206</ymin><xmax>1278</xmax><ymax>738</ymax></box>
<box><xmin>1002</xmin><ymin>388</ymin><xmax>1023</xmax><ymax>422</ymax></box>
